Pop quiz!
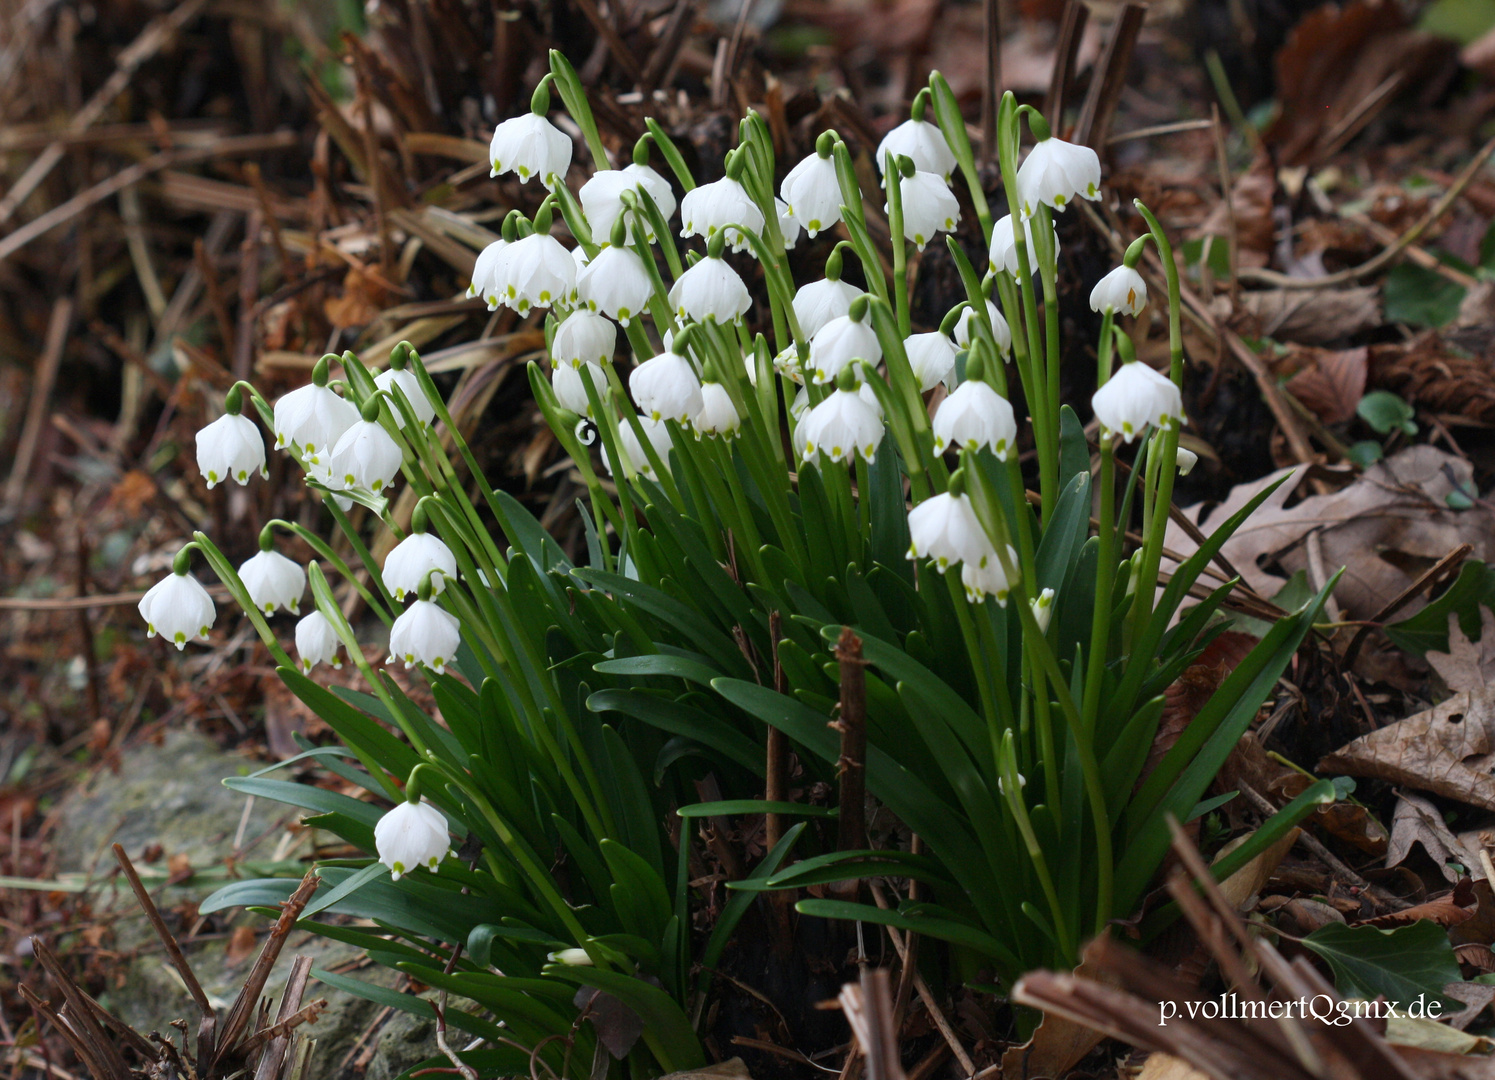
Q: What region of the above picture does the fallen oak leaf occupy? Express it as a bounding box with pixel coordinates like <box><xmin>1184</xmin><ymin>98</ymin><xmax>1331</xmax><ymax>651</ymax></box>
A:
<box><xmin>1428</xmin><ymin>609</ymin><xmax>1495</xmax><ymax>694</ymax></box>
<box><xmin>1360</xmin><ymin>878</ymin><xmax>1478</xmax><ymax>929</ymax></box>
<box><xmin>1386</xmin><ymin>792</ymin><xmax>1487</xmax><ymax>884</ymax></box>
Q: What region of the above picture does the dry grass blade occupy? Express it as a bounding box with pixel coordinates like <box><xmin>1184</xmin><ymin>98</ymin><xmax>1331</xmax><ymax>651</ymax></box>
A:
<box><xmin>839</xmin><ymin>970</ymin><xmax>906</xmax><ymax>1080</ymax></box>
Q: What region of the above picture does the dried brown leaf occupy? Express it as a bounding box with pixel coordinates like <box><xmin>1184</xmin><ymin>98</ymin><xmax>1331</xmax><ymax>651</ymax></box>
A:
<box><xmin>1285</xmin><ymin>347</ymin><xmax>1369</xmax><ymax>424</ymax></box>
<box><xmin>1236</xmin><ymin>291</ymin><xmax>1381</xmax><ymax>347</ymax></box>
<box><xmin>1322</xmin><ymin>694</ymin><xmax>1495</xmax><ymax>811</ymax></box>
<box><xmin>1428</xmin><ymin>610</ymin><xmax>1495</xmax><ymax>694</ymax></box>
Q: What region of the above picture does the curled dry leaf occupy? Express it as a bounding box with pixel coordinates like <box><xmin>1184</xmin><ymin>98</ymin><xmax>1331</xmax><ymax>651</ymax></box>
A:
<box><xmin>1386</xmin><ymin>792</ymin><xmax>1487</xmax><ymax>884</ymax></box>
<box><xmin>1359</xmin><ymin>877</ymin><xmax>1477</xmax><ymax>930</ymax></box>
<box><xmin>1142</xmin><ymin>632</ymin><xmax>1260</xmax><ymax>790</ymax></box>
<box><xmin>1283</xmin><ymin>347</ymin><xmax>1369</xmax><ymax>424</ymax></box>
<box><xmin>1237</xmin><ymin>292</ymin><xmax>1381</xmax><ymax>348</ymax></box>
<box><xmin>1320</xmin><ymin>690</ymin><xmax>1495</xmax><ymax>811</ymax></box>
<box><xmin>1372</xmin><ymin>333</ymin><xmax>1495</xmax><ymax>424</ymax></box>
<box><xmin>1167</xmin><ymin>446</ymin><xmax>1495</xmax><ymax>624</ymax></box>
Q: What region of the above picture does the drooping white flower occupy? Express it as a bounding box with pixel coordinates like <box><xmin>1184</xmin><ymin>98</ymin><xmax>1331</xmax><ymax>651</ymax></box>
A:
<box><xmin>679</xmin><ymin>177</ymin><xmax>763</xmax><ymax>253</ymax></box>
<box><xmin>891</xmin><ymin>171</ymin><xmax>959</xmax><ymax>250</ymax></box>
<box><xmin>196</xmin><ymin>412</ymin><xmax>267</xmax><ymax>488</ymax></box>
<box><xmin>1091</xmin><ymin>362</ymin><xmax>1183</xmax><ymax>443</ymax></box>
<box><xmin>468</xmin><ymin>238</ymin><xmax>509</xmax><ymax>308</ymax></box>
<box><xmin>932</xmin><ymin>380</ymin><xmax>1017</xmax><ymax>458</ymax></box>
<box><xmin>1089</xmin><ymin>264</ymin><xmax>1148</xmax><ymax>317</ymax></box>
<box><xmin>577</xmin><ymin>244</ymin><xmax>653</xmax><ymax>326</ymax></box>
<box><xmin>989</xmin><ymin>214</ymin><xmax>1058</xmax><ymax>276</ymax></box>
<box><xmin>622</xmin><ymin>161</ymin><xmax>678</xmax><ymax>221</ymax></box>
<box><xmin>770</xmin><ymin>344</ymin><xmax>804</xmax><ymax>384</ymax></box>
<box><xmin>389</xmin><ymin>598</ymin><xmax>461</xmax><ymax>673</ymax></box>
<box><xmin>1177</xmin><ymin>447</ymin><xmax>1199</xmax><ymax>475</ymax></box>
<box><xmin>906</xmin><ymin>492</ymin><xmax>994</xmax><ymax>573</ymax></box>
<box><xmin>801</xmin><ymin>387</ymin><xmax>883</xmax><ymax>465</ymax></box>
<box><xmin>790</xmin><ymin>386</ymin><xmax>812</xmax><ymax>459</ymax></box>
<box><xmin>239</xmin><ymin>549</ymin><xmax>306</xmax><ymax>615</ymax></box>
<box><xmin>273</xmin><ymin>383</ymin><xmax>359</xmax><ymax>465</ymax></box>
<box><xmin>668</xmin><ymin>256</ymin><xmax>751</xmax><ymax>323</ymax></box>
<box><xmin>492</xmin><ymin>232</ymin><xmax>577</xmax><ymax>315</ymax></box>
<box><xmin>547</xmin><ymin>947</ymin><xmax>595</xmax><ymax>966</ymax></box>
<box><xmin>876</xmin><ymin>119</ymin><xmax>957</xmax><ymax>182</ymax></box>
<box><xmin>572</xmin><ymin>244</ymin><xmax>591</xmax><ymax>270</ymax></box>
<box><xmin>780</xmin><ymin>151</ymin><xmax>842</xmax><ymax>237</ymax></box>
<box><xmin>953</xmin><ymin>300</ymin><xmax>1013</xmax><ymax>357</ymax></box>
<box><xmin>858</xmin><ymin>379</ymin><xmax>885</xmax><ymax>419</ymax></box>
<box><xmin>904</xmin><ymin>332</ymin><xmax>958</xmax><ymax>392</ymax></box>
<box><xmin>961</xmin><ymin>552</ymin><xmax>1017</xmax><ymax>605</ymax></box>
<box><xmin>695</xmin><ymin>382</ymin><xmax>741</xmax><ymax>438</ymax></box>
<box><xmin>1016</xmin><ymin>137</ymin><xmax>1102</xmax><ymax>218</ymax></box>
<box><xmin>1030</xmin><ymin>587</ymin><xmax>1055</xmax><ymax>632</ymax></box>
<box><xmin>793</xmin><ymin>278</ymin><xmax>862</xmax><ymax>341</ymax></box>
<box><xmin>579</xmin><ymin>171</ymin><xmax>644</xmax><ymax>243</ymax></box>
<box><xmin>808</xmin><ymin>313</ymin><xmax>881</xmax><ymax>385</ymax></box>
<box><xmin>375</xmin><ymin>800</ymin><xmax>451</xmax><ymax>880</ymax></box>
<box><xmin>375</xmin><ymin>367</ymin><xmax>435</xmax><ymax>430</ymax></box>
<box><xmin>551</xmin><ymin>310</ymin><xmax>616</xmax><ymax>369</ymax></box>
<box><xmin>630</xmin><ymin>350</ymin><xmax>703</xmax><ymax>425</ymax></box>
<box><xmin>489</xmin><ymin>112</ymin><xmax>571</xmax><ymax>189</ymax></box>
<box><xmin>776</xmin><ymin>198</ymin><xmax>801</xmax><ymax>250</ymax></box>
<box><xmin>328</xmin><ymin>419</ymin><xmax>403</xmax><ymax>493</ymax></box>
<box><xmin>138</xmin><ymin>571</ymin><xmax>215</xmax><ymax>650</ymax></box>
<box><xmin>603</xmin><ymin>415</ymin><xmax>674</xmax><ymax>479</ymax></box>
<box><xmin>552</xmin><ymin>361</ymin><xmax>602</xmax><ymax>417</ymax></box>
<box><xmin>295</xmin><ymin>611</ymin><xmax>343</xmax><ymax>674</ymax></box>
<box><xmin>383</xmin><ymin>532</ymin><xmax>458</xmax><ymax>603</ymax></box>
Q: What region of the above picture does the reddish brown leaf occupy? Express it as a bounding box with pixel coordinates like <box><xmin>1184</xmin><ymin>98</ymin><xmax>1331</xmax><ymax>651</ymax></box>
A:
<box><xmin>1285</xmin><ymin>347</ymin><xmax>1368</xmax><ymax>425</ymax></box>
<box><xmin>1360</xmin><ymin>878</ymin><xmax>1477</xmax><ymax>929</ymax></box>
<box><xmin>1141</xmin><ymin>632</ymin><xmax>1260</xmax><ymax>789</ymax></box>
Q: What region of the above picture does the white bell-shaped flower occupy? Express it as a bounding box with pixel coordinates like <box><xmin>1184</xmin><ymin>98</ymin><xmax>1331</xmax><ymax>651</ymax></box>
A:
<box><xmin>603</xmin><ymin>415</ymin><xmax>674</xmax><ymax>479</ymax></box>
<box><xmin>695</xmin><ymin>382</ymin><xmax>741</xmax><ymax>439</ymax></box>
<box><xmin>858</xmin><ymin>380</ymin><xmax>885</xmax><ymax>419</ymax></box>
<box><xmin>962</xmin><ymin>551</ymin><xmax>1017</xmax><ymax>605</ymax></box>
<box><xmin>295</xmin><ymin>610</ymin><xmax>343</xmax><ymax>674</ymax></box>
<box><xmin>679</xmin><ymin>177</ymin><xmax>763</xmax><ymax>253</ymax></box>
<box><xmin>579</xmin><ymin>171</ymin><xmax>645</xmax><ymax>243</ymax></box>
<box><xmin>668</xmin><ymin>256</ymin><xmax>751</xmax><ymax>323</ymax></box>
<box><xmin>801</xmin><ymin>387</ymin><xmax>883</xmax><ymax>465</ymax></box>
<box><xmin>492</xmin><ymin>232</ymin><xmax>577</xmax><ymax>315</ymax></box>
<box><xmin>793</xmin><ymin>278</ymin><xmax>861</xmax><ymax>341</ymax></box>
<box><xmin>780</xmin><ymin>151</ymin><xmax>842</xmax><ymax>238</ymax></box>
<box><xmin>953</xmin><ymin>300</ymin><xmax>1012</xmax><ymax>356</ymax></box>
<box><xmin>776</xmin><ymin>198</ymin><xmax>801</xmax><ymax>250</ymax></box>
<box><xmin>551</xmin><ymin>310</ymin><xmax>616</xmax><ymax>369</ymax></box>
<box><xmin>138</xmin><ymin>571</ymin><xmax>215</xmax><ymax>650</ymax></box>
<box><xmin>572</xmin><ymin>245</ymin><xmax>591</xmax><ymax>270</ymax></box>
<box><xmin>577</xmin><ymin>244</ymin><xmax>653</xmax><ymax>326</ymax></box>
<box><xmin>770</xmin><ymin>344</ymin><xmax>805</xmax><ymax>384</ymax></box>
<box><xmin>383</xmin><ymin>532</ymin><xmax>457</xmax><ymax>603</ymax></box>
<box><xmin>630</xmin><ymin>350</ymin><xmax>703</xmax><ymax>425</ymax></box>
<box><xmin>623</xmin><ymin>162</ymin><xmax>677</xmax><ymax>219</ymax></box>
<box><xmin>468</xmin><ymin>238</ymin><xmax>509</xmax><ymax>309</ymax></box>
<box><xmin>389</xmin><ymin>598</ymin><xmax>461</xmax><ymax>673</ymax></box>
<box><xmin>1177</xmin><ymin>447</ymin><xmax>1199</xmax><ymax>475</ymax></box>
<box><xmin>904</xmin><ymin>332</ymin><xmax>958</xmax><ymax>392</ymax></box>
<box><xmin>876</xmin><ymin>119</ymin><xmax>956</xmax><ymax>182</ymax></box>
<box><xmin>239</xmin><ymin>549</ymin><xmax>306</xmax><ymax>615</ymax></box>
<box><xmin>489</xmin><ymin>112</ymin><xmax>571</xmax><ymax>189</ymax></box>
<box><xmin>1089</xmin><ymin>264</ymin><xmax>1148</xmax><ymax>317</ymax></box>
<box><xmin>809</xmin><ymin>313</ymin><xmax>881</xmax><ymax>385</ymax></box>
<box><xmin>1016</xmin><ymin>136</ymin><xmax>1101</xmax><ymax>218</ymax></box>
<box><xmin>196</xmin><ymin>412</ymin><xmax>267</xmax><ymax>488</ymax></box>
<box><xmin>328</xmin><ymin>419</ymin><xmax>403</xmax><ymax>493</ymax></box>
<box><xmin>906</xmin><ymin>491</ymin><xmax>995</xmax><ymax>573</ymax></box>
<box><xmin>552</xmin><ymin>361</ymin><xmax>602</xmax><ymax>417</ymax></box>
<box><xmin>375</xmin><ymin>800</ymin><xmax>451</xmax><ymax>880</ymax></box>
<box><xmin>790</xmin><ymin>386</ymin><xmax>812</xmax><ymax>459</ymax></box>
<box><xmin>1092</xmin><ymin>361</ymin><xmax>1183</xmax><ymax>443</ymax></box>
<box><xmin>989</xmin><ymin>214</ymin><xmax>1058</xmax><ymax>276</ymax></box>
<box><xmin>273</xmin><ymin>383</ymin><xmax>359</xmax><ymax>465</ymax></box>
<box><xmin>933</xmin><ymin>380</ymin><xmax>1017</xmax><ymax>458</ymax></box>
<box><xmin>548</xmin><ymin>947</ymin><xmax>595</xmax><ymax>966</ymax></box>
<box><xmin>891</xmin><ymin>171</ymin><xmax>959</xmax><ymax>250</ymax></box>
<box><xmin>375</xmin><ymin>367</ymin><xmax>435</xmax><ymax>430</ymax></box>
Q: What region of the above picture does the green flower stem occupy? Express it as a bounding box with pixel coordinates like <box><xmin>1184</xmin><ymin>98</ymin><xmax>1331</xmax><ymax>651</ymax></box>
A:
<box><xmin>928</xmin><ymin>72</ymin><xmax>993</xmax><ymax>245</ymax></box>
<box><xmin>548</xmin><ymin>50</ymin><xmax>609</xmax><ymax>171</ymax></box>
<box><xmin>832</xmin><ymin>142</ymin><xmax>890</xmax><ymax>305</ymax></box>
<box><xmin>644</xmin><ymin>118</ymin><xmax>696</xmax><ymax>191</ymax></box>
<box><xmin>1032</xmin><ymin>203</ymin><xmax>1064</xmax><ymax>482</ymax></box>
<box><xmin>998</xmin><ymin>731</ymin><xmax>1073</xmax><ymax>960</ymax></box>
<box><xmin>946</xmin><ymin>570</ymin><xmax>1002</xmax><ymax>759</ymax></box>
<box><xmin>306</xmin><ymin>561</ymin><xmax>428</xmax><ymax>757</ymax></box>
<box><xmin>703</xmin><ymin>436</ymin><xmax>768</xmax><ymax>582</ymax></box>
<box><xmin>573</xmin><ymin>368</ymin><xmax>643</xmax><ymax>559</ymax></box>
<box><xmin>633</xmin><ymin>187</ymin><xmax>684</xmax><ymax>280</ymax></box>
<box><xmin>668</xmin><ymin>428</ymin><xmax>731</xmax><ymax>562</ymax></box>
<box><xmin>1129</xmin><ymin>201</ymin><xmax>1186</xmax><ymax>637</ymax></box>
<box><xmin>423</xmin><ymin>750</ymin><xmax>593</xmax><ymax>947</ymax></box>
<box><xmin>887</xmin><ymin>165</ymin><xmax>911</xmax><ymax>338</ymax></box>
<box><xmin>1081</xmin><ymin>440</ymin><xmax>1117</xmax><ymax>742</ymax></box>
<box><xmin>265</xmin><ymin>518</ymin><xmax>393</xmax><ymax>627</ymax></box>
<box><xmin>185</xmin><ymin>534</ymin><xmax>295</xmax><ymax>669</ymax></box>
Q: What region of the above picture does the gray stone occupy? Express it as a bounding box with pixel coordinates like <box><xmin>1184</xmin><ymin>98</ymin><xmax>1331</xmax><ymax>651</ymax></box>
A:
<box><xmin>52</xmin><ymin>730</ymin><xmax>436</xmax><ymax>1077</ymax></box>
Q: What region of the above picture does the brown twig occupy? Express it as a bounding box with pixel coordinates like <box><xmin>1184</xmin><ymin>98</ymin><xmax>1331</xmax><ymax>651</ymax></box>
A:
<box><xmin>1043</xmin><ymin>0</ymin><xmax>1089</xmax><ymax>137</ymax></box>
<box><xmin>833</xmin><ymin>627</ymin><xmax>867</xmax><ymax>865</ymax></box>
<box><xmin>2</xmin><ymin>296</ymin><xmax>74</xmax><ymax>517</ymax></box>
<box><xmin>1074</xmin><ymin>3</ymin><xmax>1145</xmax><ymax>150</ymax></box>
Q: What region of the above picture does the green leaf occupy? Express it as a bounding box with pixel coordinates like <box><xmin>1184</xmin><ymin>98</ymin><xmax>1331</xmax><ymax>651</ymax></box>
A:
<box><xmin>542</xmin><ymin>965</ymin><xmax>704</xmax><ymax>1073</ymax></box>
<box><xmin>1383</xmin><ymin>264</ymin><xmax>1464</xmax><ymax>329</ymax></box>
<box><xmin>592</xmin><ymin>654</ymin><xmax>722</xmax><ymax>685</ymax></box>
<box><xmin>1347</xmin><ymin>440</ymin><xmax>1384</xmax><ymax>467</ymax></box>
<box><xmin>794</xmin><ymin>899</ymin><xmax>1021</xmax><ymax>972</ymax></box>
<box><xmin>1302</xmin><ymin>921</ymin><xmax>1462</xmax><ymax>1005</ymax></box>
<box><xmin>1357</xmin><ymin>389</ymin><xmax>1419</xmax><ymax>435</ymax></box>
<box><xmin>677</xmin><ymin>800</ymin><xmax>838</xmax><ymax>818</ymax></box>
<box><xmin>587</xmin><ymin>689</ymin><xmax>764</xmax><ymax>775</ymax></box>
<box><xmin>223</xmin><ymin>777</ymin><xmax>384</xmax><ymax>827</ymax></box>
<box><xmin>1420</xmin><ymin>0</ymin><xmax>1495</xmax><ymax>44</ymax></box>
<box><xmin>311</xmin><ymin>966</ymin><xmax>511</xmax><ymax>1044</ymax></box>
<box><xmin>1386</xmin><ymin>560</ymin><xmax>1495</xmax><ymax>655</ymax></box>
